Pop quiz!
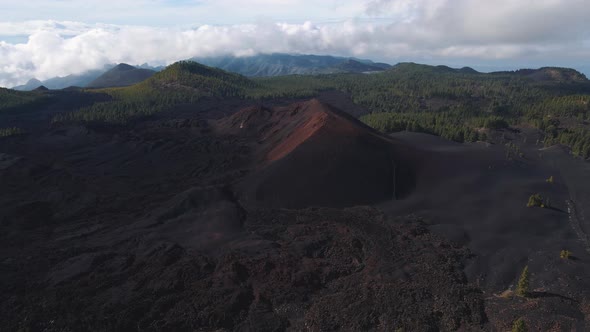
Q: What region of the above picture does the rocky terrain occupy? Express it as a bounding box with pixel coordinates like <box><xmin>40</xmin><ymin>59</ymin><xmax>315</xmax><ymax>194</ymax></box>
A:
<box><xmin>2</xmin><ymin>91</ymin><xmax>590</xmax><ymax>331</ymax></box>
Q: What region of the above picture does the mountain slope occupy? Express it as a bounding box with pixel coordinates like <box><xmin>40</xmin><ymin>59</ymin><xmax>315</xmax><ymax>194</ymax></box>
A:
<box><xmin>221</xmin><ymin>99</ymin><xmax>415</xmax><ymax>208</ymax></box>
<box><xmin>13</xmin><ymin>78</ymin><xmax>43</xmax><ymax>91</ymax></box>
<box><xmin>390</xmin><ymin>62</ymin><xmax>481</xmax><ymax>75</ymax></box>
<box><xmin>334</xmin><ymin>59</ymin><xmax>390</xmax><ymax>73</ymax></box>
<box><xmin>147</xmin><ymin>60</ymin><xmax>255</xmax><ymax>90</ymax></box>
<box><xmin>123</xmin><ymin>60</ymin><xmax>257</xmax><ymax>101</ymax></box>
<box><xmin>193</xmin><ymin>53</ymin><xmax>391</xmax><ymax>76</ymax></box>
<box><xmin>517</xmin><ymin>67</ymin><xmax>588</xmax><ymax>82</ymax></box>
<box><xmin>0</xmin><ymin>88</ymin><xmax>47</xmax><ymax>111</ymax></box>
<box><xmin>490</xmin><ymin>67</ymin><xmax>589</xmax><ymax>82</ymax></box>
<box><xmin>4</xmin><ymin>70</ymin><xmax>590</xmax><ymax>330</ymax></box>
<box><xmin>52</xmin><ymin>61</ymin><xmax>258</xmax><ymax>124</ymax></box>
<box><xmin>86</xmin><ymin>63</ymin><xmax>156</xmax><ymax>88</ymax></box>
<box><xmin>0</xmin><ymin>94</ymin><xmax>486</xmax><ymax>330</ymax></box>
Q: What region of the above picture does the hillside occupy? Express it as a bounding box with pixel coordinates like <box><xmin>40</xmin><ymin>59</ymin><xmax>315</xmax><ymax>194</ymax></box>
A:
<box><xmin>0</xmin><ymin>87</ymin><xmax>49</xmax><ymax>112</ymax></box>
<box><xmin>52</xmin><ymin>61</ymin><xmax>258</xmax><ymax>124</ymax></box>
<box><xmin>495</xmin><ymin>67</ymin><xmax>589</xmax><ymax>83</ymax></box>
<box><xmin>0</xmin><ymin>96</ymin><xmax>488</xmax><ymax>331</ymax></box>
<box><xmin>221</xmin><ymin>99</ymin><xmax>415</xmax><ymax>208</ymax></box>
<box><xmin>4</xmin><ymin>87</ymin><xmax>590</xmax><ymax>329</ymax></box>
<box><xmin>48</xmin><ymin>60</ymin><xmax>590</xmax><ymax>159</ymax></box>
<box><xmin>4</xmin><ymin>56</ymin><xmax>590</xmax><ymax>329</ymax></box>
<box><xmin>193</xmin><ymin>53</ymin><xmax>391</xmax><ymax>76</ymax></box>
<box><xmin>390</xmin><ymin>62</ymin><xmax>481</xmax><ymax>75</ymax></box>
<box><xmin>334</xmin><ymin>59</ymin><xmax>389</xmax><ymax>73</ymax></box>
<box><xmin>86</xmin><ymin>63</ymin><xmax>156</xmax><ymax>88</ymax></box>
<box><xmin>144</xmin><ymin>60</ymin><xmax>256</xmax><ymax>93</ymax></box>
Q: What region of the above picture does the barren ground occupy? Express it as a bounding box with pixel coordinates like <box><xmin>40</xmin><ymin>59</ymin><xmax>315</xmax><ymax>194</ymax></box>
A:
<box><xmin>1</xmin><ymin>91</ymin><xmax>590</xmax><ymax>331</ymax></box>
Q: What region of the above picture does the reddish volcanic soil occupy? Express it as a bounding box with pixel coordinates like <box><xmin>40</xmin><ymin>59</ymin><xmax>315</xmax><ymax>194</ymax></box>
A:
<box><xmin>2</xmin><ymin>93</ymin><xmax>590</xmax><ymax>331</ymax></box>
<box><xmin>220</xmin><ymin>99</ymin><xmax>415</xmax><ymax>208</ymax></box>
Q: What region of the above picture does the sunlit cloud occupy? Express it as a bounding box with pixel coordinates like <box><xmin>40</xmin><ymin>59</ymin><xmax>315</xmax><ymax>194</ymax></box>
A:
<box><xmin>1</xmin><ymin>0</ymin><xmax>589</xmax><ymax>87</ymax></box>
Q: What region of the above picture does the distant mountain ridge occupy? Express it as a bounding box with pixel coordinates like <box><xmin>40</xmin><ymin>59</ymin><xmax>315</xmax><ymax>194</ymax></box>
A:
<box><xmin>14</xmin><ymin>78</ymin><xmax>44</xmax><ymax>91</ymax></box>
<box><xmin>86</xmin><ymin>64</ymin><xmax>156</xmax><ymax>88</ymax></box>
<box><xmin>391</xmin><ymin>62</ymin><xmax>481</xmax><ymax>74</ymax></box>
<box><xmin>497</xmin><ymin>67</ymin><xmax>588</xmax><ymax>83</ymax></box>
<box><xmin>11</xmin><ymin>57</ymin><xmax>588</xmax><ymax>91</ymax></box>
<box><xmin>12</xmin><ymin>66</ymin><xmax>114</xmax><ymax>91</ymax></box>
<box><xmin>12</xmin><ymin>63</ymin><xmax>160</xmax><ymax>91</ymax></box>
<box><xmin>192</xmin><ymin>53</ymin><xmax>392</xmax><ymax>77</ymax></box>
<box><xmin>391</xmin><ymin>62</ymin><xmax>588</xmax><ymax>83</ymax></box>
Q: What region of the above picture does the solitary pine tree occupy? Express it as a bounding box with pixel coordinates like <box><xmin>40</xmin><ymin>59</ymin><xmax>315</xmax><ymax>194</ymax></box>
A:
<box><xmin>516</xmin><ymin>266</ymin><xmax>530</xmax><ymax>297</ymax></box>
<box><xmin>560</xmin><ymin>250</ymin><xmax>572</xmax><ymax>259</ymax></box>
<box><xmin>527</xmin><ymin>194</ymin><xmax>544</xmax><ymax>208</ymax></box>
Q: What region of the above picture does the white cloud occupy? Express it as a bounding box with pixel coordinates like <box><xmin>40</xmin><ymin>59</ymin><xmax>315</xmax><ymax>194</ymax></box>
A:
<box><xmin>366</xmin><ymin>0</ymin><xmax>590</xmax><ymax>45</ymax></box>
<box><xmin>1</xmin><ymin>0</ymin><xmax>589</xmax><ymax>87</ymax></box>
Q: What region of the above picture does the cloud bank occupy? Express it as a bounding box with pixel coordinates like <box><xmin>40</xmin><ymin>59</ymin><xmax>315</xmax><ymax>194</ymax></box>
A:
<box><xmin>1</xmin><ymin>0</ymin><xmax>589</xmax><ymax>87</ymax></box>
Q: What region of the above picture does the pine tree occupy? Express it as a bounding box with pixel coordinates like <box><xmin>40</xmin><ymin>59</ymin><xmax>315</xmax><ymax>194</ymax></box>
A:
<box><xmin>560</xmin><ymin>250</ymin><xmax>572</xmax><ymax>259</ymax></box>
<box><xmin>512</xmin><ymin>318</ymin><xmax>527</xmax><ymax>332</ymax></box>
<box><xmin>516</xmin><ymin>266</ymin><xmax>529</xmax><ymax>297</ymax></box>
<box><xmin>527</xmin><ymin>194</ymin><xmax>544</xmax><ymax>208</ymax></box>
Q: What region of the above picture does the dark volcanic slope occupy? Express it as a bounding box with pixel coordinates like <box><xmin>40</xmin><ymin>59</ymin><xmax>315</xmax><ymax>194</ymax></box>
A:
<box><xmin>380</xmin><ymin>132</ymin><xmax>590</xmax><ymax>330</ymax></box>
<box><xmin>86</xmin><ymin>63</ymin><xmax>156</xmax><ymax>88</ymax></box>
<box><xmin>5</xmin><ymin>87</ymin><xmax>590</xmax><ymax>330</ymax></box>
<box><xmin>0</xmin><ymin>96</ymin><xmax>485</xmax><ymax>331</ymax></box>
<box><xmin>220</xmin><ymin>99</ymin><xmax>415</xmax><ymax>208</ymax></box>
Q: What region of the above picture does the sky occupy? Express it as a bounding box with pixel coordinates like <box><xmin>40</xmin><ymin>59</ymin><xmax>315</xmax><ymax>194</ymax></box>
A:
<box><xmin>1</xmin><ymin>0</ymin><xmax>589</xmax><ymax>87</ymax></box>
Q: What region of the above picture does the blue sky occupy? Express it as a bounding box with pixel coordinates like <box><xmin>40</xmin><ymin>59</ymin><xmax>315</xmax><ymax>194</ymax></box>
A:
<box><xmin>1</xmin><ymin>0</ymin><xmax>369</xmax><ymax>26</ymax></box>
<box><xmin>0</xmin><ymin>0</ymin><xmax>589</xmax><ymax>87</ymax></box>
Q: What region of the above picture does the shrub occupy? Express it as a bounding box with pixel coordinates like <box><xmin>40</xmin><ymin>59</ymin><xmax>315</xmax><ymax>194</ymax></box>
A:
<box><xmin>526</xmin><ymin>194</ymin><xmax>544</xmax><ymax>208</ymax></box>
<box><xmin>512</xmin><ymin>318</ymin><xmax>527</xmax><ymax>332</ymax></box>
<box><xmin>516</xmin><ymin>266</ymin><xmax>529</xmax><ymax>297</ymax></box>
<box><xmin>0</xmin><ymin>127</ymin><xmax>25</xmax><ymax>137</ymax></box>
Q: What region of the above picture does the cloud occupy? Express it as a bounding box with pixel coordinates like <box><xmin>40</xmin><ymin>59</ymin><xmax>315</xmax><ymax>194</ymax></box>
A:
<box><xmin>0</xmin><ymin>21</ymin><xmax>383</xmax><ymax>86</ymax></box>
<box><xmin>1</xmin><ymin>0</ymin><xmax>590</xmax><ymax>87</ymax></box>
<box><xmin>366</xmin><ymin>0</ymin><xmax>590</xmax><ymax>45</ymax></box>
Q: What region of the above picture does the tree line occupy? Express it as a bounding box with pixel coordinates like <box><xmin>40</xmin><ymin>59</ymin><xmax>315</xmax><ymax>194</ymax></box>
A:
<box><xmin>45</xmin><ymin>61</ymin><xmax>590</xmax><ymax>156</ymax></box>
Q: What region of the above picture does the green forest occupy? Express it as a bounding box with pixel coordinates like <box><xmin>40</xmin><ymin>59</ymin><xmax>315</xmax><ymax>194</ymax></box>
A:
<box><xmin>5</xmin><ymin>60</ymin><xmax>590</xmax><ymax>158</ymax></box>
<box><xmin>0</xmin><ymin>88</ymin><xmax>49</xmax><ymax>112</ymax></box>
<box><xmin>257</xmin><ymin>64</ymin><xmax>590</xmax><ymax>156</ymax></box>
